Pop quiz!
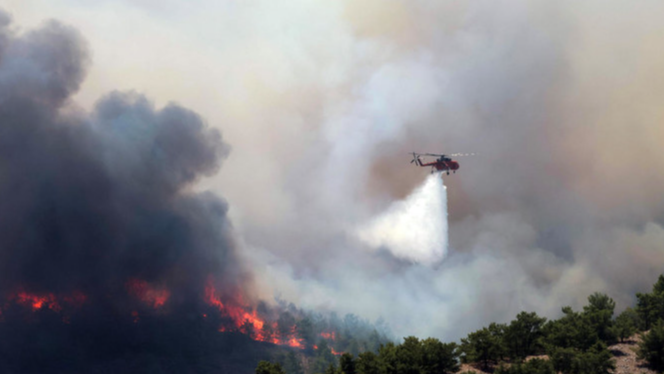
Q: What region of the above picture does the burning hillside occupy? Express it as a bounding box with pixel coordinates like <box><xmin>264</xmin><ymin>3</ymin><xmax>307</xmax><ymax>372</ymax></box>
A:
<box><xmin>0</xmin><ymin>11</ymin><xmax>388</xmax><ymax>373</ymax></box>
<box><xmin>0</xmin><ymin>279</ymin><xmax>306</xmax><ymax>347</ymax></box>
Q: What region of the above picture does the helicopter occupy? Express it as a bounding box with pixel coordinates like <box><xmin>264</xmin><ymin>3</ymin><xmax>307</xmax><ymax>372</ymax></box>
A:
<box><xmin>409</xmin><ymin>152</ymin><xmax>475</xmax><ymax>175</ymax></box>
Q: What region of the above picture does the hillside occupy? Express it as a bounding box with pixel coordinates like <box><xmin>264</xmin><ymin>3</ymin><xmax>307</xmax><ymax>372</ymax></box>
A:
<box><xmin>610</xmin><ymin>333</ymin><xmax>658</xmax><ymax>374</ymax></box>
<box><xmin>458</xmin><ymin>332</ymin><xmax>658</xmax><ymax>374</ymax></box>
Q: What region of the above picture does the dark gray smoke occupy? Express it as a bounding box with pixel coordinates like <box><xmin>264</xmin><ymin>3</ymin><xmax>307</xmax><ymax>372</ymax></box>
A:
<box><xmin>0</xmin><ymin>11</ymin><xmax>277</xmax><ymax>373</ymax></box>
<box><xmin>0</xmin><ymin>13</ymin><xmax>238</xmax><ymax>296</ymax></box>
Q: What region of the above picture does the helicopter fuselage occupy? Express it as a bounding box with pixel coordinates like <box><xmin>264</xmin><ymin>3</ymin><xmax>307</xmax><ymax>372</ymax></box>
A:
<box><xmin>421</xmin><ymin>159</ymin><xmax>459</xmax><ymax>172</ymax></box>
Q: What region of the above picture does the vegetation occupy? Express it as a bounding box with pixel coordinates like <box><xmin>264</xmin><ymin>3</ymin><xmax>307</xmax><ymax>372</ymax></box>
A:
<box><xmin>504</xmin><ymin>312</ymin><xmax>546</xmax><ymax>360</ymax></box>
<box><xmin>256</xmin><ymin>274</ymin><xmax>664</xmax><ymax>374</ymax></box>
<box><xmin>636</xmin><ymin>275</ymin><xmax>664</xmax><ymax>373</ymax></box>
<box><xmin>256</xmin><ymin>360</ymin><xmax>287</xmax><ymax>374</ymax></box>
<box><xmin>459</xmin><ymin>324</ymin><xmax>504</xmax><ymax>369</ymax></box>
<box><xmin>275</xmin><ymin>352</ymin><xmax>305</xmax><ymax>374</ymax></box>
<box><xmin>638</xmin><ymin>318</ymin><xmax>663</xmax><ymax>372</ymax></box>
<box><xmin>495</xmin><ymin>358</ymin><xmax>555</xmax><ymax>374</ymax></box>
<box><xmin>636</xmin><ymin>275</ymin><xmax>664</xmax><ymax>331</ymax></box>
<box><xmin>609</xmin><ymin>307</ymin><xmax>638</xmax><ymax>343</ymax></box>
<box><xmin>311</xmin><ymin>341</ymin><xmax>338</xmax><ymax>374</ymax></box>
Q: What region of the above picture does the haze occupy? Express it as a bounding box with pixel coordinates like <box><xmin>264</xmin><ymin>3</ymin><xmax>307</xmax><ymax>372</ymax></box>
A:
<box><xmin>5</xmin><ymin>0</ymin><xmax>662</xmax><ymax>340</ymax></box>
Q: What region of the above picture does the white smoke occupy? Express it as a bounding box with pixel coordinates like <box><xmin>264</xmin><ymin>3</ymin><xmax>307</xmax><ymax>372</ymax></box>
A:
<box><xmin>357</xmin><ymin>173</ymin><xmax>448</xmax><ymax>264</ymax></box>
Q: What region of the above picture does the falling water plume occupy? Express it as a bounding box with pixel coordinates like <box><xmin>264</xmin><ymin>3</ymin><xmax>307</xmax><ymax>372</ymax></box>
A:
<box><xmin>357</xmin><ymin>173</ymin><xmax>448</xmax><ymax>264</ymax></box>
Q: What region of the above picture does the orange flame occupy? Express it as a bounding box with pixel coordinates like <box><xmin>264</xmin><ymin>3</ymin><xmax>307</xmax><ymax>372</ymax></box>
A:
<box><xmin>4</xmin><ymin>279</ymin><xmax>308</xmax><ymax>350</ymax></box>
<box><xmin>15</xmin><ymin>292</ymin><xmax>61</xmax><ymax>311</ymax></box>
<box><xmin>204</xmin><ymin>278</ymin><xmax>304</xmax><ymax>349</ymax></box>
<box><xmin>313</xmin><ymin>344</ymin><xmax>343</xmax><ymax>356</ymax></box>
<box><xmin>320</xmin><ymin>331</ymin><xmax>336</xmax><ymax>341</ymax></box>
<box><xmin>12</xmin><ymin>289</ymin><xmax>88</xmax><ymax>312</ymax></box>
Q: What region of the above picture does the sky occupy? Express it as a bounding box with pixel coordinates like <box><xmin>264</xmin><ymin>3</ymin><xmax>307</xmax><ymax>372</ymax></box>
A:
<box><xmin>4</xmin><ymin>0</ymin><xmax>663</xmax><ymax>340</ymax></box>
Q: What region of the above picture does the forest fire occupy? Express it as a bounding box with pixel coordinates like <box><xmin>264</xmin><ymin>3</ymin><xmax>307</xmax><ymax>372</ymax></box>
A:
<box><xmin>313</xmin><ymin>345</ymin><xmax>344</xmax><ymax>356</ymax></box>
<box><xmin>10</xmin><ymin>290</ymin><xmax>87</xmax><ymax>312</ymax></box>
<box><xmin>15</xmin><ymin>292</ymin><xmax>60</xmax><ymax>311</ymax></box>
<box><xmin>316</xmin><ymin>331</ymin><xmax>344</xmax><ymax>355</ymax></box>
<box><xmin>204</xmin><ymin>279</ymin><xmax>305</xmax><ymax>349</ymax></box>
<box><xmin>1</xmin><ymin>280</ymin><xmax>306</xmax><ymax>349</ymax></box>
<box><xmin>0</xmin><ymin>12</ymin><xmax>395</xmax><ymax>372</ymax></box>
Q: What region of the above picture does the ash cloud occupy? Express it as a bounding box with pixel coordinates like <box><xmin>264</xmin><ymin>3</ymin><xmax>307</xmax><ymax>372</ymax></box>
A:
<box><xmin>0</xmin><ymin>11</ymin><xmax>266</xmax><ymax>372</ymax></box>
<box><xmin>0</xmin><ymin>15</ymin><xmax>235</xmax><ymax>296</ymax></box>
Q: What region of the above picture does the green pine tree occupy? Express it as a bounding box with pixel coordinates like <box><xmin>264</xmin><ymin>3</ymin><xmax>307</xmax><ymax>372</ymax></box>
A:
<box><xmin>610</xmin><ymin>307</ymin><xmax>638</xmax><ymax>343</ymax></box>
<box><xmin>460</xmin><ymin>327</ymin><xmax>503</xmax><ymax>370</ymax></box>
<box><xmin>504</xmin><ymin>311</ymin><xmax>546</xmax><ymax>359</ymax></box>
<box><xmin>637</xmin><ymin>318</ymin><xmax>664</xmax><ymax>372</ymax></box>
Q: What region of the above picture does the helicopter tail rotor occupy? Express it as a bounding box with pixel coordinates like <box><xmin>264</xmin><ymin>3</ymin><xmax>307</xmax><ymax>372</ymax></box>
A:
<box><xmin>409</xmin><ymin>152</ymin><xmax>421</xmax><ymax>166</ymax></box>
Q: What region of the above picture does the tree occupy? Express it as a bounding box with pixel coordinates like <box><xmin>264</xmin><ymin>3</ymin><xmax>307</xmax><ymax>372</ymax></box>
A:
<box><xmin>637</xmin><ymin>318</ymin><xmax>664</xmax><ymax>372</ymax></box>
<box><xmin>543</xmin><ymin>306</ymin><xmax>598</xmax><ymax>351</ymax></box>
<box><xmin>277</xmin><ymin>312</ymin><xmax>296</xmax><ymax>338</ymax></box>
<box><xmin>550</xmin><ymin>347</ymin><xmax>577</xmax><ymax>374</ymax></box>
<box><xmin>637</xmin><ymin>275</ymin><xmax>664</xmax><ymax>331</ymax></box>
<box><xmin>256</xmin><ymin>360</ymin><xmax>286</xmax><ymax>374</ymax></box>
<box><xmin>296</xmin><ymin>317</ymin><xmax>315</xmax><ymax>348</ymax></box>
<box><xmin>549</xmin><ymin>341</ymin><xmax>615</xmax><ymax>374</ymax></box>
<box><xmin>312</xmin><ymin>341</ymin><xmax>338</xmax><ymax>374</ymax></box>
<box><xmin>356</xmin><ymin>351</ymin><xmax>380</xmax><ymax>374</ymax></box>
<box><xmin>421</xmin><ymin>338</ymin><xmax>459</xmax><ymax>374</ymax></box>
<box><xmin>276</xmin><ymin>351</ymin><xmax>304</xmax><ymax>374</ymax></box>
<box><xmin>488</xmin><ymin>322</ymin><xmax>508</xmax><ymax>361</ymax></box>
<box><xmin>610</xmin><ymin>307</ymin><xmax>638</xmax><ymax>343</ymax></box>
<box><xmin>339</xmin><ymin>353</ymin><xmax>356</xmax><ymax>374</ymax></box>
<box><xmin>366</xmin><ymin>330</ymin><xmax>383</xmax><ymax>353</ymax></box>
<box><xmin>584</xmin><ymin>293</ymin><xmax>616</xmax><ymax>314</ymax></box>
<box><xmin>377</xmin><ymin>342</ymin><xmax>398</xmax><ymax>374</ymax></box>
<box><xmin>504</xmin><ymin>312</ymin><xmax>546</xmax><ymax>360</ymax></box>
<box><xmin>346</xmin><ymin>339</ymin><xmax>361</xmax><ymax>357</ymax></box>
<box><xmin>583</xmin><ymin>292</ymin><xmax>616</xmax><ymax>344</ymax></box>
<box><xmin>460</xmin><ymin>327</ymin><xmax>504</xmax><ymax>370</ymax></box>
<box><xmin>323</xmin><ymin>364</ymin><xmax>338</xmax><ymax>374</ymax></box>
<box><xmin>395</xmin><ymin>336</ymin><xmax>423</xmax><ymax>374</ymax></box>
<box><xmin>572</xmin><ymin>341</ymin><xmax>615</xmax><ymax>374</ymax></box>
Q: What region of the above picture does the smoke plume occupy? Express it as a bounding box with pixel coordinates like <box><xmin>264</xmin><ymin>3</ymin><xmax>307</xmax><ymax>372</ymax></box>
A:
<box><xmin>0</xmin><ymin>11</ymin><xmax>391</xmax><ymax>372</ymax></box>
<box><xmin>3</xmin><ymin>0</ymin><xmax>663</xmax><ymax>350</ymax></box>
<box><xmin>0</xmin><ymin>11</ymin><xmax>289</xmax><ymax>373</ymax></box>
<box><xmin>194</xmin><ymin>0</ymin><xmax>662</xmax><ymax>341</ymax></box>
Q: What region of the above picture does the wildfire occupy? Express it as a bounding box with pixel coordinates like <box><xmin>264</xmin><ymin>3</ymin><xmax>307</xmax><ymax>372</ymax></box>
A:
<box><xmin>11</xmin><ymin>290</ymin><xmax>87</xmax><ymax>312</ymax></box>
<box><xmin>2</xmin><ymin>278</ymin><xmax>308</xmax><ymax>350</ymax></box>
<box><xmin>284</xmin><ymin>335</ymin><xmax>305</xmax><ymax>349</ymax></box>
<box><xmin>320</xmin><ymin>331</ymin><xmax>336</xmax><ymax>341</ymax></box>
<box><xmin>15</xmin><ymin>292</ymin><xmax>60</xmax><ymax>311</ymax></box>
<box><xmin>313</xmin><ymin>345</ymin><xmax>343</xmax><ymax>356</ymax></box>
<box><xmin>126</xmin><ymin>278</ymin><xmax>170</xmax><ymax>308</ymax></box>
<box><xmin>204</xmin><ymin>278</ymin><xmax>304</xmax><ymax>349</ymax></box>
